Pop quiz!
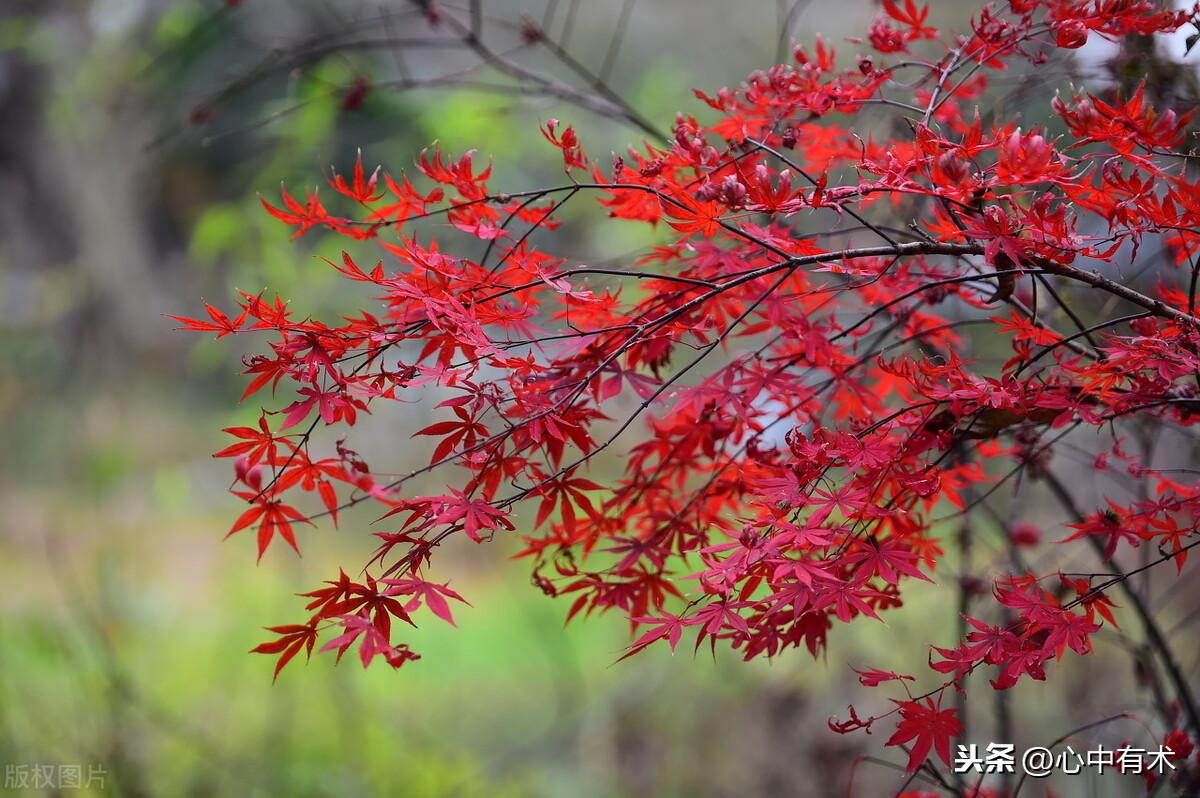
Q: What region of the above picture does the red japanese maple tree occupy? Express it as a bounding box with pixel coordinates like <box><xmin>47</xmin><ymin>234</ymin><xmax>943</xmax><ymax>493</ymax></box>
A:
<box><xmin>176</xmin><ymin>0</ymin><xmax>1200</xmax><ymax>790</ymax></box>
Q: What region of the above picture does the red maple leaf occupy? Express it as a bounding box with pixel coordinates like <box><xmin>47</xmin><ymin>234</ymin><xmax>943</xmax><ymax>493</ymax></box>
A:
<box><xmin>250</xmin><ymin>623</ymin><xmax>317</xmax><ymax>681</ymax></box>
<box><xmin>886</xmin><ymin>698</ymin><xmax>962</xmax><ymax>773</ymax></box>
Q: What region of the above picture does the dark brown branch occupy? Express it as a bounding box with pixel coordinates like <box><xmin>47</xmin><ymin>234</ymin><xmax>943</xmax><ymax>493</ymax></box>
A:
<box><xmin>1042</xmin><ymin>470</ymin><xmax>1200</xmax><ymax>738</ymax></box>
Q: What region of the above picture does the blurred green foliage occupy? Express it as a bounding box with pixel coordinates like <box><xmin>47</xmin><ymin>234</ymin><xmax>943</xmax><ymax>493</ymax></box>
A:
<box><xmin>0</xmin><ymin>2</ymin><xmax>1158</xmax><ymax>796</ymax></box>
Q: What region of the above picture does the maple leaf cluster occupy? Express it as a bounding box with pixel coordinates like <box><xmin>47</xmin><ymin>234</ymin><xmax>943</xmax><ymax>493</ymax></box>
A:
<box><xmin>176</xmin><ymin>0</ymin><xmax>1200</xmax><ymax>784</ymax></box>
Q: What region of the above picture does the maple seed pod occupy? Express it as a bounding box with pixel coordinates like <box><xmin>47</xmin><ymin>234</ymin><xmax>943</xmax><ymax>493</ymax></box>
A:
<box><xmin>1134</xmin><ymin>658</ymin><xmax>1154</xmax><ymax>688</ymax></box>
<box><xmin>868</xmin><ymin>17</ymin><xmax>907</xmax><ymax>54</ymax></box>
<box><xmin>189</xmin><ymin>105</ymin><xmax>213</xmax><ymax>125</ymax></box>
<box><xmin>531</xmin><ymin>571</ymin><xmax>557</xmax><ymax>597</ymax></box>
<box><xmin>959</xmin><ymin>575</ymin><xmax>986</xmax><ymax>598</ymax></box>
<box><xmin>520</xmin><ymin>16</ymin><xmax>542</xmax><ymax>44</ymax></box>
<box><xmin>1053</xmin><ymin>20</ymin><xmax>1088</xmax><ymax>49</ymax></box>
<box><xmin>1009</xmin><ymin>522</ymin><xmax>1041</xmax><ymax>548</ymax></box>
<box><xmin>235</xmin><ymin>455</ymin><xmax>263</xmax><ymax>492</ymax></box>
<box><xmin>1130</xmin><ymin>316</ymin><xmax>1159</xmax><ymax>337</ymax></box>
<box><xmin>341</xmin><ymin>76</ymin><xmax>372</xmax><ymax>112</ymax></box>
<box><xmin>639</xmin><ymin>158</ymin><xmax>664</xmax><ymax>177</ymax></box>
<box><xmin>935</xmin><ymin>151</ymin><xmax>968</xmax><ymax>183</ymax></box>
<box><xmin>695</xmin><ymin>181</ymin><xmax>718</xmax><ymax>202</ymax></box>
<box><xmin>1163</xmin><ymin>729</ymin><xmax>1195</xmax><ymax>762</ymax></box>
<box><xmin>924</xmin><ymin>285</ymin><xmax>950</xmax><ymax>305</ymax></box>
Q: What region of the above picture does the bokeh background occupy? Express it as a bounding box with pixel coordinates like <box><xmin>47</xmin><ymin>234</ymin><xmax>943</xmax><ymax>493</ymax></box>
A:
<box><xmin>2</xmin><ymin>2</ymin><xmax>1197</xmax><ymax>796</ymax></box>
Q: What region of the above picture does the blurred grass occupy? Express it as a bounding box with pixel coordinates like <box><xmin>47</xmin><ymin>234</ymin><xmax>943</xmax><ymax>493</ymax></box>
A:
<box><xmin>0</xmin><ymin>463</ymin><xmax>840</xmax><ymax>797</ymax></box>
